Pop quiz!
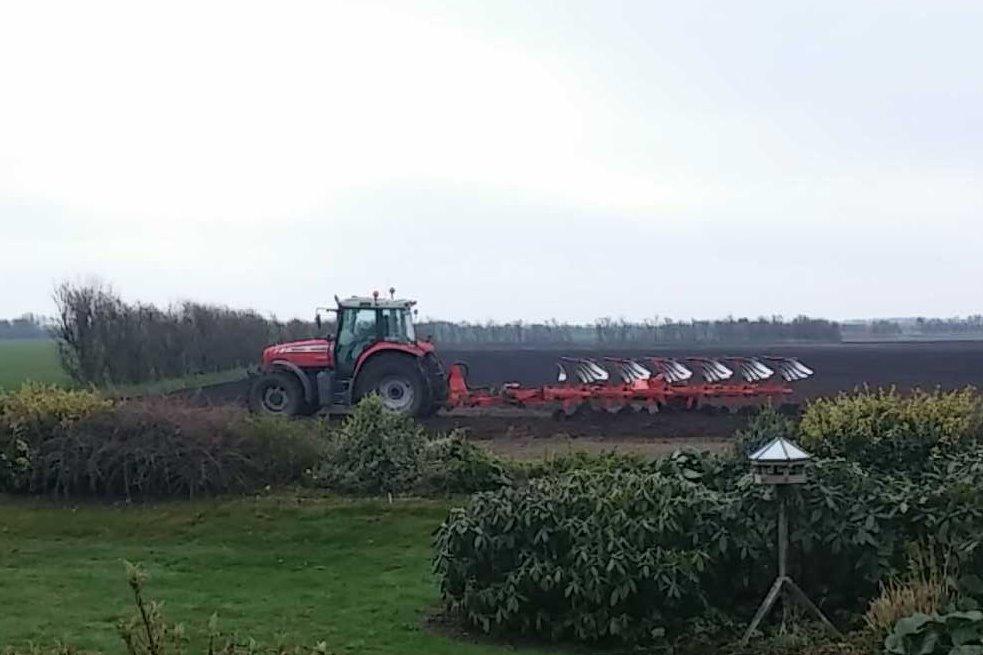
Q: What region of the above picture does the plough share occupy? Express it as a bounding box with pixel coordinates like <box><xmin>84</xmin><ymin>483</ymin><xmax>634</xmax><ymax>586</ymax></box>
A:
<box><xmin>445</xmin><ymin>355</ymin><xmax>814</xmax><ymax>414</ymax></box>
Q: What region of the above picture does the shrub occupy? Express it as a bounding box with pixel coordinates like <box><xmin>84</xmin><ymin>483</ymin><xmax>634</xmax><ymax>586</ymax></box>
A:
<box><xmin>516</xmin><ymin>449</ymin><xmax>653</xmax><ymax>481</ymax></box>
<box><xmin>419</xmin><ymin>433</ymin><xmax>511</xmax><ymax>494</ymax></box>
<box><xmin>733</xmin><ymin>406</ymin><xmax>798</xmax><ymax>457</ymax></box>
<box><xmin>884</xmin><ymin>610</ymin><xmax>983</xmax><ymax>654</ymax></box>
<box><xmin>516</xmin><ymin>448</ymin><xmax>745</xmax><ymax>489</ymax></box>
<box><xmin>315</xmin><ymin>395</ymin><xmax>428</xmax><ymax>494</ymax></box>
<box><xmin>434</xmin><ymin>469</ymin><xmax>732</xmax><ymax>646</ymax></box>
<box><xmin>0</xmin><ymin>383</ymin><xmax>110</xmax><ymax>490</ymax></box>
<box><xmin>800</xmin><ymin>388</ymin><xmax>983</xmax><ymax>472</ymax></box>
<box><xmin>1</xmin><ymin>394</ymin><xmax>326</xmax><ymax>499</ymax></box>
<box><xmin>434</xmin><ymin>449</ymin><xmax>983</xmax><ymax>647</ymax></box>
<box><xmin>315</xmin><ymin>396</ymin><xmax>511</xmax><ymax>496</ymax></box>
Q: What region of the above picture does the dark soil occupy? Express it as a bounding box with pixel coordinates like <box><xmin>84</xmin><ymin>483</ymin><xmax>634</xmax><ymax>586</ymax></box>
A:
<box><xmin>174</xmin><ymin>341</ymin><xmax>983</xmax><ymax>455</ymax></box>
<box><xmin>439</xmin><ymin>340</ymin><xmax>983</xmax><ymax>401</ymax></box>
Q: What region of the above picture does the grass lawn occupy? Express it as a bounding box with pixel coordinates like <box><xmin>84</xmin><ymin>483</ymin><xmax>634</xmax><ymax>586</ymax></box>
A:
<box><xmin>0</xmin><ymin>493</ymin><xmax>555</xmax><ymax>655</ymax></box>
<box><xmin>0</xmin><ymin>338</ymin><xmax>71</xmax><ymax>389</ymax></box>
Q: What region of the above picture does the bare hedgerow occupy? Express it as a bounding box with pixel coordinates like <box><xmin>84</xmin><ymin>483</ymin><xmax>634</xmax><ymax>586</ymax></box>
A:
<box><xmin>52</xmin><ymin>281</ymin><xmax>319</xmax><ymax>386</ymax></box>
<box><xmin>1</xmin><ymin>393</ymin><xmax>327</xmax><ymax>499</ymax></box>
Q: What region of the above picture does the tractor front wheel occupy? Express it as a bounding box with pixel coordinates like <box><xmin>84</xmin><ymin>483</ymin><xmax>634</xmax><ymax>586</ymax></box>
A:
<box><xmin>354</xmin><ymin>356</ymin><xmax>428</xmax><ymax>416</ymax></box>
<box><xmin>249</xmin><ymin>372</ymin><xmax>308</xmax><ymax>417</ymax></box>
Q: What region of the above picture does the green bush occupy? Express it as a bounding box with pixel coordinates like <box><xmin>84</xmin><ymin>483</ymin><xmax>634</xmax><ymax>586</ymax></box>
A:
<box><xmin>434</xmin><ymin>468</ymin><xmax>732</xmax><ymax>646</ymax></box>
<box><xmin>434</xmin><ymin>447</ymin><xmax>983</xmax><ymax>647</ymax></box>
<box><xmin>420</xmin><ymin>433</ymin><xmax>511</xmax><ymax>494</ymax></box>
<box><xmin>800</xmin><ymin>388</ymin><xmax>982</xmax><ymax>472</ymax></box>
<box><xmin>315</xmin><ymin>395</ymin><xmax>428</xmax><ymax>494</ymax></box>
<box><xmin>0</xmin><ymin>391</ymin><xmax>326</xmax><ymax>498</ymax></box>
<box><xmin>733</xmin><ymin>406</ymin><xmax>798</xmax><ymax>457</ymax></box>
<box><xmin>884</xmin><ymin>611</ymin><xmax>983</xmax><ymax>654</ymax></box>
<box><xmin>315</xmin><ymin>396</ymin><xmax>511</xmax><ymax>496</ymax></box>
<box><xmin>0</xmin><ymin>383</ymin><xmax>111</xmax><ymax>490</ymax></box>
<box><xmin>516</xmin><ymin>448</ymin><xmax>744</xmax><ymax>489</ymax></box>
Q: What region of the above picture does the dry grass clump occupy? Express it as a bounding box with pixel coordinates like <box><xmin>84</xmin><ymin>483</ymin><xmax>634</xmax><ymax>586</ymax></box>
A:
<box><xmin>864</xmin><ymin>541</ymin><xmax>958</xmax><ymax>634</ymax></box>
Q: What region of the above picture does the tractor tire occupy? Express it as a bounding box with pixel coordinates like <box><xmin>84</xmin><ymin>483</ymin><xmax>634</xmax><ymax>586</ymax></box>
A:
<box><xmin>249</xmin><ymin>372</ymin><xmax>308</xmax><ymax>417</ymax></box>
<box><xmin>354</xmin><ymin>355</ymin><xmax>428</xmax><ymax>417</ymax></box>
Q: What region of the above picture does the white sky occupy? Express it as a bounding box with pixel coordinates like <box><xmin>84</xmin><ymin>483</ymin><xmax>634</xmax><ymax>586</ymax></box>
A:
<box><xmin>1</xmin><ymin>0</ymin><xmax>981</xmax><ymax>323</ymax></box>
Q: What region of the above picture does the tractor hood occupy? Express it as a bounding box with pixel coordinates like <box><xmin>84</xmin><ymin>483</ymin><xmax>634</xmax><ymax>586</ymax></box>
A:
<box><xmin>262</xmin><ymin>339</ymin><xmax>333</xmax><ymax>368</ymax></box>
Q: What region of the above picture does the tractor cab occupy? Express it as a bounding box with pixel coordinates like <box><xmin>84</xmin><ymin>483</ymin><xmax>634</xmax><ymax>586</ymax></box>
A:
<box><xmin>330</xmin><ymin>295</ymin><xmax>419</xmax><ymax>378</ymax></box>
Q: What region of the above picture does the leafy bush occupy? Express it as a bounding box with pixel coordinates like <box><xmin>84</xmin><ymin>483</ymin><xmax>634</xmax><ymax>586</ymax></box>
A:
<box><xmin>800</xmin><ymin>388</ymin><xmax>982</xmax><ymax>472</ymax></box>
<box><xmin>434</xmin><ymin>447</ymin><xmax>983</xmax><ymax>647</ymax></box>
<box><xmin>515</xmin><ymin>449</ymin><xmax>652</xmax><ymax>481</ymax></box>
<box><xmin>0</xmin><ymin>383</ymin><xmax>110</xmax><ymax>490</ymax></box>
<box><xmin>434</xmin><ymin>468</ymin><xmax>733</xmax><ymax>646</ymax></box>
<box><xmin>884</xmin><ymin>611</ymin><xmax>983</xmax><ymax>654</ymax></box>
<box><xmin>1</xmin><ymin>392</ymin><xmax>326</xmax><ymax>498</ymax></box>
<box><xmin>733</xmin><ymin>406</ymin><xmax>798</xmax><ymax>457</ymax></box>
<box><xmin>316</xmin><ymin>395</ymin><xmax>428</xmax><ymax>494</ymax></box>
<box><xmin>315</xmin><ymin>396</ymin><xmax>511</xmax><ymax>496</ymax></box>
<box><xmin>420</xmin><ymin>433</ymin><xmax>511</xmax><ymax>494</ymax></box>
<box><xmin>516</xmin><ymin>448</ymin><xmax>744</xmax><ymax>489</ymax></box>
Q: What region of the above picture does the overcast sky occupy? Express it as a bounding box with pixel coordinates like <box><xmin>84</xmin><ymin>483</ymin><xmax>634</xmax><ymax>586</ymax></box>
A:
<box><xmin>1</xmin><ymin>1</ymin><xmax>981</xmax><ymax>323</ymax></box>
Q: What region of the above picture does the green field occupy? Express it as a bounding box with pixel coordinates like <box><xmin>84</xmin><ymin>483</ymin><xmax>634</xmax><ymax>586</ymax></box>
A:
<box><xmin>0</xmin><ymin>338</ymin><xmax>71</xmax><ymax>389</ymax></box>
<box><xmin>0</xmin><ymin>339</ymin><xmax>247</xmax><ymax>394</ymax></box>
<box><xmin>0</xmin><ymin>493</ymin><xmax>552</xmax><ymax>654</ymax></box>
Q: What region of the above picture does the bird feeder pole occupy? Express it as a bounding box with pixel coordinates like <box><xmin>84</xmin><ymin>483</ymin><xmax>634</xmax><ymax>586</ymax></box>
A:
<box><xmin>740</xmin><ymin>437</ymin><xmax>841</xmax><ymax>645</ymax></box>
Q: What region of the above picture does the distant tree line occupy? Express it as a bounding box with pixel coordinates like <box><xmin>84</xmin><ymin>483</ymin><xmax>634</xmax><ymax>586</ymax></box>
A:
<box><xmin>418</xmin><ymin>314</ymin><xmax>842</xmax><ymax>347</ymax></box>
<box><xmin>0</xmin><ymin>314</ymin><xmax>49</xmax><ymax>339</ymax></box>
<box><xmin>841</xmin><ymin>315</ymin><xmax>983</xmax><ymax>340</ymax></box>
<box><xmin>53</xmin><ymin>282</ymin><xmax>319</xmax><ymax>386</ymax></box>
<box><xmin>915</xmin><ymin>315</ymin><xmax>983</xmax><ymax>334</ymax></box>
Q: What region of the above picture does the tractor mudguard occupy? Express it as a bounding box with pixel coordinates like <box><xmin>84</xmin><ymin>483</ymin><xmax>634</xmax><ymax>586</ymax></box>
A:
<box><xmin>268</xmin><ymin>360</ymin><xmax>316</xmax><ymax>404</ymax></box>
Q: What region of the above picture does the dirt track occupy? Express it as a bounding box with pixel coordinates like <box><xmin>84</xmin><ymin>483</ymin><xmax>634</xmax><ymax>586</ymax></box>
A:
<box><xmin>178</xmin><ymin>341</ymin><xmax>983</xmax><ymax>458</ymax></box>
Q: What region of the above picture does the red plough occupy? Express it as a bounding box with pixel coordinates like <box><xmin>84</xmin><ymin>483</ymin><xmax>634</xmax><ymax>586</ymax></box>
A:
<box><xmin>249</xmin><ymin>291</ymin><xmax>817</xmax><ymax>419</ymax></box>
<box><xmin>445</xmin><ymin>355</ymin><xmax>813</xmax><ymax>414</ymax></box>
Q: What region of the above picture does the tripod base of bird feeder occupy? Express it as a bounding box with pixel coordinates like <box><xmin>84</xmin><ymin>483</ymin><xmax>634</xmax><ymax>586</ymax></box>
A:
<box><xmin>740</xmin><ymin>575</ymin><xmax>841</xmax><ymax>645</ymax></box>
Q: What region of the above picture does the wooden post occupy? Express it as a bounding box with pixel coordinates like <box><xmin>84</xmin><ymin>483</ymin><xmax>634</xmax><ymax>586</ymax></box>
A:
<box><xmin>741</xmin><ymin>486</ymin><xmax>842</xmax><ymax>645</ymax></box>
<box><xmin>777</xmin><ymin>490</ymin><xmax>788</xmax><ymax>631</ymax></box>
<box><xmin>778</xmin><ymin>491</ymin><xmax>787</xmax><ymax>579</ymax></box>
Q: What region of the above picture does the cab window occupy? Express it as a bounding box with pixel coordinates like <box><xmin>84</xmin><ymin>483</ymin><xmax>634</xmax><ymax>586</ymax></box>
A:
<box><xmin>336</xmin><ymin>308</ymin><xmax>378</xmax><ymax>372</ymax></box>
<box><xmin>381</xmin><ymin>308</ymin><xmax>414</xmax><ymax>342</ymax></box>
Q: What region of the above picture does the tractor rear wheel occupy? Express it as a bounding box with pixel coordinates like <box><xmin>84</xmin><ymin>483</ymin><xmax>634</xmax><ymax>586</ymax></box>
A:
<box><xmin>354</xmin><ymin>356</ymin><xmax>428</xmax><ymax>417</ymax></box>
<box><xmin>249</xmin><ymin>372</ymin><xmax>308</xmax><ymax>417</ymax></box>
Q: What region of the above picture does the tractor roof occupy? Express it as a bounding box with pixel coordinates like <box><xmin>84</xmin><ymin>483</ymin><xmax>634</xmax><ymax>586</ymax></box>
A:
<box><xmin>336</xmin><ymin>295</ymin><xmax>417</xmax><ymax>310</ymax></box>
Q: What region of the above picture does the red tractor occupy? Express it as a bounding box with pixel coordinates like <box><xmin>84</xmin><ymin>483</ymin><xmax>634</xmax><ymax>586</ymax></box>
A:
<box><xmin>249</xmin><ymin>292</ymin><xmax>446</xmax><ymax>417</ymax></box>
<box><xmin>251</xmin><ymin>291</ymin><xmax>816</xmax><ymax>418</ymax></box>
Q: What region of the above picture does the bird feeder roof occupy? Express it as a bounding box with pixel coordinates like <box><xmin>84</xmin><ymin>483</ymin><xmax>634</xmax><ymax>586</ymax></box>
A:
<box><xmin>749</xmin><ymin>437</ymin><xmax>811</xmax><ymax>463</ymax></box>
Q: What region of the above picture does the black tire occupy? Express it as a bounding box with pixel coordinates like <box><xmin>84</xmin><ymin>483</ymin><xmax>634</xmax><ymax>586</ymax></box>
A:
<box><xmin>354</xmin><ymin>355</ymin><xmax>428</xmax><ymax>417</ymax></box>
<box><xmin>249</xmin><ymin>372</ymin><xmax>308</xmax><ymax>417</ymax></box>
